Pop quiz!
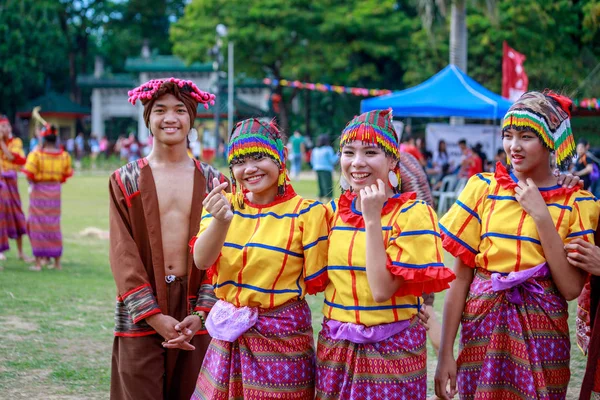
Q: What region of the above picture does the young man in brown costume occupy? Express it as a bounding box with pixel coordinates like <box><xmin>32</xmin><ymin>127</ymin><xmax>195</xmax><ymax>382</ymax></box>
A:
<box><xmin>109</xmin><ymin>78</ymin><xmax>226</xmax><ymax>400</ymax></box>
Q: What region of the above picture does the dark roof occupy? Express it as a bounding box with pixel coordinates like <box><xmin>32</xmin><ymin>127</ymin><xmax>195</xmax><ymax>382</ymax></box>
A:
<box><xmin>199</xmin><ymin>93</ymin><xmax>271</xmax><ymax>119</ymax></box>
<box><xmin>18</xmin><ymin>92</ymin><xmax>90</xmax><ymax>116</ymax></box>
<box><xmin>77</xmin><ymin>74</ymin><xmax>137</xmax><ymax>88</ymax></box>
<box><xmin>125</xmin><ymin>55</ymin><xmax>213</xmax><ymax>73</ymax></box>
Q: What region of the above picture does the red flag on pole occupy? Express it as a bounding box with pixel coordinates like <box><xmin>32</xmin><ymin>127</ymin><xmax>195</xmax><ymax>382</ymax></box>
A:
<box><xmin>502</xmin><ymin>42</ymin><xmax>529</xmax><ymax>101</ymax></box>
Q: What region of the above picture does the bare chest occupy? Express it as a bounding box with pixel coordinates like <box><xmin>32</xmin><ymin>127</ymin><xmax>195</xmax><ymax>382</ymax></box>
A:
<box><xmin>153</xmin><ymin>168</ymin><xmax>195</xmax><ymax>221</ymax></box>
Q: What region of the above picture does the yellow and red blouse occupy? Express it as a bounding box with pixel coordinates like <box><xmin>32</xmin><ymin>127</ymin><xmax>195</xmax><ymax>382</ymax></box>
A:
<box><xmin>323</xmin><ymin>191</ymin><xmax>455</xmax><ymax>327</ymax></box>
<box><xmin>440</xmin><ymin>163</ymin><xmax>600</xmax><ymax>272</ymax></box>
<box><xmin>22</xmin><ymin>149</ymin><xmax>73</xmax><ymax>183</ymax></box>
<box><xmin>0</xmin><ymin>137</ymin><xmax>26</xmax><ymax>172</ymax></box>
<box><xmin>196</xmin><ymin>186</ymin><xmax>329</xmax><ymax>309</ymax></box>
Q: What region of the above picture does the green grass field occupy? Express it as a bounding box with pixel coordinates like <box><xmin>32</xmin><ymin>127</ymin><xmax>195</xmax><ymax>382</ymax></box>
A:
<box><xmin>0</xmin><ymin>174</ymin><xmax>587</xmax><ymax>398</ymax></box>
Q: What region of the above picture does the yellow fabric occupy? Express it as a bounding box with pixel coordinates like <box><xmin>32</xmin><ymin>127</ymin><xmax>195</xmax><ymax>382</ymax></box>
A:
<box><xmin>439</xmin><ymin>173</ymin><xmax>600</xmax><ymax>272</ymax></box>
<box><xmin>22</xmin><ymin>150</ymin><xmax>73</xmax><ymax>183</ymax></box>
<box><xmin>323</xmin><ymin>198</ymin><xmax>445</xmax><ymax>326</ymax></box>
<box><xmin>0</xmin><ymin>138</ymin><xmax>25</xmax><ymax>172</ymax></box>
<box><xmin>198</xmin><ymin>192</ymin><xmax>328</xmax><ymax>308</ymax></box>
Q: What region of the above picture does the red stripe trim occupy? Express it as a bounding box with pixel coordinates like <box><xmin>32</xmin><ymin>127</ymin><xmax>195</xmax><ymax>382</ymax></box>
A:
<box><xmin>10</xmin><ymin>153</ymin><xmax>26</xmax><ymax>166</ymax></box>
<box><xmin>270</xmin><ymin>199</ymin><xmax>303</xmax><ymax>307</ymax></box>
<box><xmin>555</xmin><ymin>193</ymin><xmax>572</xmax><ymax>233</ymax></box>
<box><xmin>121</xmin><ymin>283</ymin><xmax>152</xmax><ymax>299</ymax></box>
<box><xmin>114</xmin><ymin>331</ymin><xmax>157</xmax><ymax>338</ymax></box>
<box><xmin>194</xmin><ymin>329</ymin><xmax>209</xmax><ymax>335</ymax></box>
<box><xmin>236</xmin><ymin>213</ymin><xmax>262</xmax><ymax>307</ymax></box>
<box><xmin>348</xmin><ymin>230</ymin><xmax>360</xmax><ymax>324</ymax></box>
<box><xmin>133</xmin><ymin>309</ymin><xmax>161</xmax><ymax>324</ymax></box>
<box><xmin>482</xmin><ymin>185</ymin><xmax>500</xmax><ymax>268</ymax></box>
<box><xmin>328</xmin><ymin>289</ymin><xmax>336</xmax><ymax>319</ymax></box>
<box><xmin>426</xmin><ymin>206</ymin><xmax>442</xmax><ymax>263</ymax></box>
<box><xmin>194</xmin><ymin>307</ymin><xmax>212</xmax><ymax>312</ymax></box>
<box><xmin>515</xmin><ymin>211</ymin><xmax>527</xmax><ymax>272</ymax></box>
<box><xmin>21</xmin><ymin>169</ymin><xmax>35</xmax><ymax>181</ymax></box>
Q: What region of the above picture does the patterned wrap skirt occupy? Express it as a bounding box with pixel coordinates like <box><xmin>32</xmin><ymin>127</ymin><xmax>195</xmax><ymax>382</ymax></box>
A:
<box><xmin>192</xmin><ymin>299</ymin><xmax>315</xmax><ymax>400</ymax></box>
<box><xmin>0</xmin><ymin>179</ymin><xmax>9</xmax><ymax>252</ymax></box>
<box><xmin>316</xmin><ymin>316</ymin><xmax>426</xmax><ymax>400</ymax></box>
<box><xmin>1</xmin><ymin>171</ymin><xmax>27</xmax><ymax>238</ymax></box>
<box><xmin>457</xmin><ymin>267</ymin><xmax>570</xmax><ymax>400</ymax></box>
<box><xmin>27</xmin><ymin>182</ymin><xmax>62</xmax><ymax>258</ymax></box>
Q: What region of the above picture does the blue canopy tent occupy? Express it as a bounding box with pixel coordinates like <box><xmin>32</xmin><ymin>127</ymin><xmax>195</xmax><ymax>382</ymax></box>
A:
<box><xmin>360</xmin><ymin>65</ymin><xmax>513</xmax><ymax>119</ymax></box>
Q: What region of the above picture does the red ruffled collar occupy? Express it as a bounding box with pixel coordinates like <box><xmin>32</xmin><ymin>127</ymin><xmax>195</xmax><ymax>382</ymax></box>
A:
<box><xmin>337</xmin><ymin>190</ymin><xmax>416</xmax><ymax>229</ymax></box>
<box><xmin>242</xmin><ymin>184</ymin><xmax>297</xmax><ymax>209</ymax></box>
<box><xmin>494</xmin><ymin>162</ymin><xmax>579</xmax><ymax>200</ymax></box>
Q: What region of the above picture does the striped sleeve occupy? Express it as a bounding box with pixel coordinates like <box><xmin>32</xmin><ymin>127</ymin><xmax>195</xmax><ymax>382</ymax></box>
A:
<box><xmin>566</xmin><ymin>195</ymin><xmax>599</xmax><ymax>245</ymax></box>
<box><xmin>300</xmin><ymin>200</ymin><xmax>329</xmax><ymax>294</ymax></box>
<box><xmin>438</xmin><ymin>174</ymin><xmax>490</xmax><ymax>268</ymax></box>
<box><xmin>386</xmin><ymin>201</ymin><xmax>455</xmax><ymax>296</ymax></box>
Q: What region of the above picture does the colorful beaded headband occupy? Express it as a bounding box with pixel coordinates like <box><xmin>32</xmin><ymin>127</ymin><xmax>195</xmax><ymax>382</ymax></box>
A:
<box><xmin>127</xmin><ymin>78</ymin><xmax>216</xmax><ymax>109</ymax></box>
<box><xmin>228</xmin><ymin>119</ymin><xmax>285</xmax><ymax>166</ymax></box>
<box><xmin>340</xmin><ymin>109</ymin><xmax>400</xmax><ymax>161</ymax></box>
<box><xmin>502</xmin><ymin>91</ymin><xmax>574</xmax><ymax>169</ymax></box>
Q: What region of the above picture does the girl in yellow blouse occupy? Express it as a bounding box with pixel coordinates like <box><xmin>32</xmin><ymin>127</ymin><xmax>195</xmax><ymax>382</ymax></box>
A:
<box><xmin>0</xmin><ymin>116</ymin><xmax>31</xmax><ymax>262</ymax></box>
<box><xmin>435</xmin><ymin>91</ymin><xmax>600</xmax><ymax>400</ymax></box>
<box><xmin>22</xmin><ymin>124</ymin><xmax>73</xmax><ymax>271</ymax></box>
<box><xmin>188</xmin><ymin>118</ymin><xmax>329</xmax><ymax>400</ymax></box>
<box><xmin>315</xmin><ymin>109</ymin><xmax>455</xmax><ymax>399</ymax></box>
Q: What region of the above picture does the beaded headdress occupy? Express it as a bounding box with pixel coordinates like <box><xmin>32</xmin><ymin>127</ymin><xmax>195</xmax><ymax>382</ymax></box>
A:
<box><xmin>502</xmin><ymin>91</ymin><xmax>574</xmax><ymax>169</ymax></box>
<box><xmin>339</xmin><ymin>109</ymin><xmax>401</xmax><ymax>192</ymax></box>
<box><xmin>227</xmin><ymin>118</ymin><xmax>287</xmax><ymax>207</ymax></box>
<box><xmin>128</xmin><ymin>78</ymin><xmax>215</xmax><ymax>128</ymax></box>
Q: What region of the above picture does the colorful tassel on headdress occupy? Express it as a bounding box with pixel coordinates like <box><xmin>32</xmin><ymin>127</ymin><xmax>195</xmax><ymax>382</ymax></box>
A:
<box><xmin>340</xmin><ymin>109</ymin><xmax>400</xmax><ymax>162</ymax></box>
<box><xmin>227</xmin><ymin>118</ymin><xmax>288</xmax><ymax>207</ymax></box>
<box><xmin>502</xmin><ymin>91</ymin><xmax>575</xmax><ymax>170</ymax></box>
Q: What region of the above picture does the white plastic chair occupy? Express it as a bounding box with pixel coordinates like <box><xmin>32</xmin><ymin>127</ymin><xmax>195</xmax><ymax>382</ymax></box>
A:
<box><xmin>432</xmin><ymin>175</ymin><xmax>457</xmax><ymax>201</ymax></box>
<box><xmin>437</xmin><ymin>177</ymin><xmax>468</xmax><ymax>216</ymax></box>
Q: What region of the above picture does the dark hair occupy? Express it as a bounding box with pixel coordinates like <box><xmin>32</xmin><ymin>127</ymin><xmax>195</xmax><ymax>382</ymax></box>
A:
<box><xmin>43</xmin><ymin>134</ymin><xmax>58</xmax><ymax>145</ymax></box>
<box><xmin>497</xmin><ymin>148</ymin><xmax>506</xmax><ymax>157</ymax></box>
<box><xmin>458</xmin><ymin>139</ymin><xmax>467</xmax><ymax>146</ymax></box>
<box><xmin>578</xmin><ymin>139</ymin><xmax>589</xmax><ymax>146</ymax></box>
<box><xmin>317</xmin><ymin>134</ymin><xmax>330</xmax><ymax>148</ymax></box>
<box><xmin>401</xmin><ymin>133</ymin><xmax>414</xmax><ymax>143</ymax></box>
<box><xmin>438</xmin><ymin>140</ymin><xmax>447</xmax><ymax>156</ymax></box>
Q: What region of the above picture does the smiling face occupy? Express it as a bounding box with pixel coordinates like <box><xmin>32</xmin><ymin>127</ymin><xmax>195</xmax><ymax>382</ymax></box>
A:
<box><xmin>231</xmin><ymin>154</ymin><xmax>280</xmax><ymax>203</ymax></box>
<box><xmin>502</xmin><ymin>128</ymin><xmax>550</xmax><ymax>175</ymax></box>
<box><xmin>340</xmin><ymin>140</ymin><xmax>396</xmax><ymax>192</ymax></box>
<box><xmin>148</xmin><ymin>93</ymin><xmax>190</xmax><ymax>146</ymax></box>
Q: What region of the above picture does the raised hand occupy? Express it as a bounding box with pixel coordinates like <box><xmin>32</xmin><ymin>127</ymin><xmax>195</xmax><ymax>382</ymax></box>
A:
<box><xmin>566</xmin><ymin>238</ymin><xmax>600</xmax><ymax>276</ymax></box>
<box><xmin>359</xmin><ymin>179</ymin><xmax>388</xmax><ymax>222</ymax></box>
<box><xmin>514</xmin><ymin>179</ymin><xmax>550</xmax><ymax>221</ymax></box>
<box><xmin>203</xmin><ymin>177</ymin><xmax>232</xmax><ymax>223</ymax></box>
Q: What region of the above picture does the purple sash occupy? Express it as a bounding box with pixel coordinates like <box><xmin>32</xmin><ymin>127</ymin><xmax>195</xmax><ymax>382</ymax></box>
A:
<box><xmin>324</xmin><ymin>318</ymin><xmax>411</xmax><ymax>344</ymax></box>
<box><xmin>490</xmin><ymin>263</ymin><xmax>547</xmax><ymax>305</ymax></box>
<box><xmin>205</xmin><ymin>300</ymin><xmax>258</xmax><ymax>342</ymax></box>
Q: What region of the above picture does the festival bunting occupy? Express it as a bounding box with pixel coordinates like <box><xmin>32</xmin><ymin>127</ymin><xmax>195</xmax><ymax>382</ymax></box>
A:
<box><xmin>263</xmin><ymin>78</ymin><xmax>392</xmax><ymax>97</ymax></box>
<box><xmin>574</xmin><ymin>98</ymin><xmax>599</xmax><ymax>110</ymax></box>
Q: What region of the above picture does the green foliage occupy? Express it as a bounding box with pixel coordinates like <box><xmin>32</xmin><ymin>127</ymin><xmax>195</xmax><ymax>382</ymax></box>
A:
<box><xmin>0</xmin><ymin>0</ymin><xmax>68</xmax><ymax>116</ymax></box>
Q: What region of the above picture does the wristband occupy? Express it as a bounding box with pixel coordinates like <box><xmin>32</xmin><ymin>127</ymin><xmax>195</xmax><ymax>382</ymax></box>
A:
<box><xmin>191</xmin><ymin>311</ymin><xmax>206</xmax><ymax>330</ymax></box>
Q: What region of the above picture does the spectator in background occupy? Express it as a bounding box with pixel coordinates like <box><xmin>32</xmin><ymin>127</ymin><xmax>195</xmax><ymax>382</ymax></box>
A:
<box><xmin>75</xmin><ymin>132</ymin><xmax>85</xmax><ymax>169</ymax></box>
<box><xmin>99</xmin><ymin>136</ymin><xmax>109</xmax><ymax>158</ymax></box>
<box><xmin>494</xmin><ymin>148</ymin><xmax>507</xmax><ymax>171</ymax></box>
<box><xmin>65</xmin><ymin>136</ymin><xmax>75</xmax><ymax>156</ymax></box>
<box><xmin>288</xmin><ymin>130</ymin><xmax>306</xmax><ymax>180</ymax></box>
<box><xmin>430</xmin><ymin>139</ymin><xmax>451</xmax><ymax>184</ymax></box>
<box><xmin>457</xmin><ymin>139</ymin><xmax>482</xmax><ymax>178</ymax></box>
<box><xmin>400</xmin><ymin>133</ymin><xmax>426</xmax><ymax>166</ymax></box>
<box><xmin>128</xmin><ymin>135</ymin><xmax>141</xmax><ymax>163</ymax></box>
<box><xmin>473</xmin><ymin>143</ymin><xmax>489</xmax><ymax>172</ymax></box>
<box><xmin>310</xmin><ymin>134</ymin><xmax>338</xmax><ymax>202</ymax></box>
<box><xmin>573</xmin><ymin>139</ymin><xmax>594</xmax><ymax>190</ymax></box>
<box><xmin>89</xmin><ymin>135</ymin><xmax>100</xmax><ymax>169</ymax></box>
